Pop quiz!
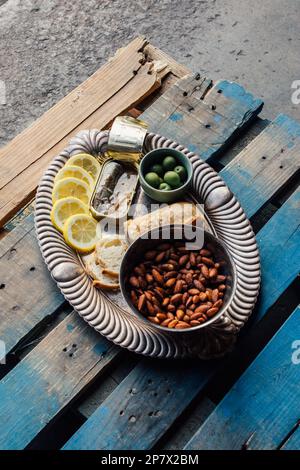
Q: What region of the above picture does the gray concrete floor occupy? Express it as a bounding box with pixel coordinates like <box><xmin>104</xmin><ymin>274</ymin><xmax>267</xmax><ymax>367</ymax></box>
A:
<box><xmin>0</xmin><ymin>0</ymin><xmax>299</xmax><ymax>148</ymax></box>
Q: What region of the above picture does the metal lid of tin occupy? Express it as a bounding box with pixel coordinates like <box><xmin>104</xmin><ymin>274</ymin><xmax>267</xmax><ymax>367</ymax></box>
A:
<box><xmin>107</xmin><ymin>116</ymin><xmax>148</xmax><ymax>159</ymax></box>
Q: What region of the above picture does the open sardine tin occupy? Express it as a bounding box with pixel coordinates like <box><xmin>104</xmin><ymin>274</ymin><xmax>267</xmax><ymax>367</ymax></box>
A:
<box><xmin>89</xmin><ymin>116</ymin><xmax>148</xmax><ymax>220</ymax></box>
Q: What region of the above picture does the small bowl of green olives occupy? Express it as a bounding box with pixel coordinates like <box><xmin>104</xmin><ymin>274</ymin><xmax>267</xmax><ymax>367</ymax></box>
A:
<box><xmin>139</xmin><ymin>148</ymin><xmax>193</xmax><ymax>202</ymax></box>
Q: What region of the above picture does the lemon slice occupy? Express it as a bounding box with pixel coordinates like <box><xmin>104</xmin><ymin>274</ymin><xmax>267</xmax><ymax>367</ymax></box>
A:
<box><xmin>66</xmin><ymin>153</ymin><xmax>101</xmax><ymax>181</ymax></box>
<box><xmin>50</xmin><ymin>197</ymin><xmax>89</xmax><ymax>233</ymax></box>
<box><xmin>52</xmin><ymin>177</ymin><xmax>91</xmax><ymax>205</ymax></box>
<box><xmin>63</xmin><ymin>214</ymin><xmax>98</xmax><ymax>253</ymax></box>
<box><xmin>55</xmin><ymin>165</ymin><xmax>94</xmax><ymax>188</ymax></box>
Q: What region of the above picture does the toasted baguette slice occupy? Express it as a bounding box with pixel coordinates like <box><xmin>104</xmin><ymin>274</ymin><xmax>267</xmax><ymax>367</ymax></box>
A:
<box><xmin>85</xmin><ymin>254</ymin><xmax>119</xmax><ymax>290</ymax></box>
<box><xmin>95</xmin><ymin>236</ymin><xmax>127</xmax><ymax>275</ymax></box>
<box><xmin>124</xmin><ymin>202</ymin><xmax>204</xmax><ymax>242</ymax></box>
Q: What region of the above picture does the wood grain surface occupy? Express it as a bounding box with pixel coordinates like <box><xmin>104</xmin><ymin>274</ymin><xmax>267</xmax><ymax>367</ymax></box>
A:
<box><xmin>0</xmin><ymin>37</ymin><xmax>187</xmax><ymax>227</ymax></box>
<box><xmin>0</xmin><ymin>310</ymin><xmax>121</xmax><ymax>449</ymax></box>
<box><xmin>185</xmin><ymin>306</ymin><xmax>300</xmax><ymax>450</ymax></box>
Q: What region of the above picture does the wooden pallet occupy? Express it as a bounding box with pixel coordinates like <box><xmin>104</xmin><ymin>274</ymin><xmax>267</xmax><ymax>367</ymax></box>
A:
<box><xmin>0</xmin><ymin>37</ymin><xmax>299</xmax><ymax>450</ymax></box>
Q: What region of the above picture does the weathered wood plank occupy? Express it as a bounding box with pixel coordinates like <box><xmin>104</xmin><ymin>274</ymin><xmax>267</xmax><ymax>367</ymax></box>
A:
<box><xmin>0</xmin><ymin>310</ymin><xmax>120</xmax><ymax>450</ymax></box>
<box><xmin>63</xmin><ymin>359</ymin><xmax>215</xmax><ymax>450</ymax></box>
<box><xmin>141</xmin><ymin>75</ymin><xmax>263</xmax><ymax>160</ymax></box>
<box><xmin>185</xmin><ymin>306</ymin><xmax>300</xmax><ymax>450</ymax></box>
<box><xmin>0</xmin><ymin>37</ymin><xmax>187</xmax><ymax>227</ymax></box>
<box><xmin>77</xmin><ymin>351</ymin><xmax>138</xmax><ymax>418</ymax></box>
<box><xmin>281</xmin><ymin>424</ymin><xmax>300</xmax><ymax>449</ymax></box>
<box><xmin>254</xmin><ymin>186</ymin><xmax>300</xmax><ymax>323</ymax></box>
<box><xmin>63</xmin><ymin>187</ymin><xmax>300</xmax><ymax>450</ymax></box>
<box><xmin>0</xmin><ymin>214</ymin><xmax>64</xmax><ymax>353</ymax></box>
<box><xmin>220</xmin><ymin>114</ymin><xmax>300</xmax><ymax>217</ymax></box>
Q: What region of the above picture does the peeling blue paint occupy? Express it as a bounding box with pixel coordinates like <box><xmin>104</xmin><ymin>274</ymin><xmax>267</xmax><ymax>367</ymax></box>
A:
<box><xmin>201</xmin><ymin>148</ymin><xmax>214</xmax><ymax>160</ymax></box>
<box><xmin>275</xmin><ymin>114</ymin><xmax>300</xmax><ymax>137</ymax></box>
<box><xmin>66</xmin><ymin>324</ymin><xmax>75</xmax><ymax>332</ymax></box>
<box><xmin>169</xmin><ymin>112</ymin><xmax>183</xmax><ymax>122</ymax></box>
<box><xmin>188</xmin><ymin>144</ymin><xmax>198</xmax><ymax>153</ymax></box>
<box><xmin>93</xmin><ymin>341</ymin><xmax>108</xmax><ymax>356</ymax></box>
<box><xmin>216</xmin><ymin>80</ymin><xmax>263</xmax><ymax>114</ymax></box>
<box><xmin>214</xmin><ymin>115</ymin><xmax>222</xmax><ymax>123</ymax></box>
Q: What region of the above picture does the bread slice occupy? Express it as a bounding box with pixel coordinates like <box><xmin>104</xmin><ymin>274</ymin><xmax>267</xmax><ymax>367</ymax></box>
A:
<box><xmin>124</xmin><ymin>202</ymin><xmax>204</xmax><ymax>242</ymax></box>
<box><xmin>85</xmin><ymin>253</ymin><xmax>120</xmax><ymax>290</ymax></box>
<box><xmin>95</xmin><ymin>236</ymin><xmax>127</xmax><ymax>275</ymax></box>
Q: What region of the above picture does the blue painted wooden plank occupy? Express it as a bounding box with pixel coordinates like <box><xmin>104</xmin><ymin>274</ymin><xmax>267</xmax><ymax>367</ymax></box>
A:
<box><xmin>0</xmin><ymin>310</ymin><xmax>120</xmax><ymax>450</ymax></box>
<box><xmin>63</xmin><ymin>187</ymin><xmax>300</xmax><ymax>450</ymax></box>
<box><xmin>281</xmin><ymin>423</ymin><xmax>300</xmax><ymax>449</ymax></box>
<box><xmin>220</xmin><ymin>114</ymin><xmax>300</xmax><ymax>218</ymax></box>
<box><xmin>185</xmin><ymin>306</ymin><xmax>300</xmax><ymax>450</ymax></box>
<box><xmin>254</xmin><ymin>187</ymin><xmax>300</xmax><ymax>323</ymax></box>
<box><xmin>141</xmin><ymin>75</ymin><xmax>263</xmax><ymax>160</ymax></box>
<box><xmin>0</xmin><ymin>213</ymin><xmax>64</xmax><ymax>353</ymax></box>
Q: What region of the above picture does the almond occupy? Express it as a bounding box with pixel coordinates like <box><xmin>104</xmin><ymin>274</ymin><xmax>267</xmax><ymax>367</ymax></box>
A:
<box><xmin>176</xmin><ymin>309</ymin><xmax>185</xmax><ymax>321</ymax></box>
<box><xmin>209</xmin><ymin>267</ymin><xmax>218</xmax><ymax>278</ymax></box>
<box><xmin>201</xmin><ymin>265</ymin><xmax>209</xmax><ymax>278</ymax></box>
<box><xmin>170</xmin><ymin>293</ymin><xmax>183</xmax><ymax>305</ymax></box>
<box><xmin>152</xmin><ymin>269</ymin><xmax>164</xmax><ymax>284</ymax></box>
<box><xmin>175</xmin><ymin>321</ymin><xmax>190</xmax><ymax>329</ymax></box>
<box><xmin>165</xmin><ymin>277</ymin><xmax>176</xmax><ymax>288</ymax></box>
<box><xmin>188</xmin><ymin>288</ymin><xmax>200</xmax><ymax>295</ymax></box>
<box><xmin>147</xmin><ymin>316</ymin><xmax>160</xmax><ymax>324</ymax></box>
<box><xmin>131</xmin><ymin>290</ymin><xmax>138</xmax><ymax>303</ymax></box>
<box><xmin>206</xmin><ymin>307</ymin><xmax>219</xmax><ymax>318</ymax></box>
<box><xmin>194</xmin><ymin>304</ymin><xmax>210</xmax><ymax>314</ymax></box>
<box><xmin>164</xmin><ymin>270</ymin><xmax>178</xmax><ymax>279</ymax></box>
<box><xmin>146</xmin><ymin>301</ymin><xmax>155</xmax><ymax>316</ymax></box>
<box><xmin>193</xmin><ymin>279</ymin><xmax>205</xmax><ymax>291</ymax></box>
<box><xmin>212</xmin><ymin>288</ymin><xmax>219</xmax><ymax>303</ymax></box>
<box><xmin>138</xmin><ymin>294</ymin><xmax>146</xmax><ymax>311</ymax></box>
<box><xmin>156</xmin><ymin>313</ymin><xmax>167</xmax><ymax>321</ymax></box>
<box><xmin>190</xmin><ymin>252</ymin><xmax>197</xmax><ymax>266</ymax></box>
<box><xmin>201</xmin><ymin>257</ymin><xmax>215</xmax><ymax>267</ymax></box>
<box><xmin>213</xmin><ymin>299</ymin><xmax>223</xmax><ymax>309</ymax></box>
<box><xmin>168</xmin><ymin>319</ymin><xmax>178</xmax><ymax>328</ymax></box>
<box><xmin>129</xmin><ymin>276</ymin><xmax>139</xmax><ymax>287</ymax></box>
<box><xmin>174</xmin><ymin>280</ymin><xmax>183</xmax><ymax>293</ymax></box>
<box><xmin>146</xmin><ymin>273</ymin><xmax>154</xmax><ymax>283</ymax></box>
<box><xmin>145</xmin><ymin>250</ymin><xmax>157</xmax><ymax>260</ymax></box>
<box><xmin>155</xmin><ymin>251</ymin><xmax>166</xmax><ymax>263</ymax></box>
<box><xmin>190</xmin><ymin>320</ymin><xmax>201</xmax><ymax>326</ymax></box>
<box><xmin>134</xmin><ymin>266</ymin><xmax>144</xmax><ymax>276</ymax></box>
<box><xmin>200</xmin><ymin>249</ymin><xmax>211</xmax><ymax>257</ymax></box>
<box><xmin>167</xmin><ymin>304</ymin><xmax>176</xmax><ymax>312</ymax></box>
<box><xmin>179</xmin><ymin>254</ymin><xmax>189</xmax><ymax>266</ymax></box>
<box><xmin>161</xmin><ymin>263</ymin><xmax>175</xmax><ymax>271</ymax></box>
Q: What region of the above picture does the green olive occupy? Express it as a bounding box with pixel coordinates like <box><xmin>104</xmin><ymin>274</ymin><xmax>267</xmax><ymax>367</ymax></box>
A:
<box><xmin>162</xmin><ymin>155</ymin><xmax>177</xmax><ymax>171</ymax></box>
<box><xmin>159</xmin><ymin>182</ymin><xmax>172</xmax><ymax>191</ymax></box>
<box><xmin>144</xmin><ymin>172</ymin><xmax>161</xmax><ymax>188</ymax></box>
<box><xmin>164</xmin><ymin>171</ymin><xmax>181</xmax><ymax>188</ymax></box>
<box><xmin>150</xmin><ymin>163</ymin><xmax>164</xmax><ymax>177</ymax></box>
<box><xmin>174</xmin><ymin>165</ymin><xmax>187</xmax><ymax>181</ymax></box>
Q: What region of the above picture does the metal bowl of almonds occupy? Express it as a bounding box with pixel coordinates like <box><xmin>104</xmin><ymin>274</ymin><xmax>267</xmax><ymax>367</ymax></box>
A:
<box><xmin>120</xmin><ymin>224</ymin><xmax>237</xmax><ymax>332</ymax></box>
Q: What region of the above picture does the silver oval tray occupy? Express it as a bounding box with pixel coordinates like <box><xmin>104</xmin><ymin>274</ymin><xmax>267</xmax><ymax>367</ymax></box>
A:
<box><xmin>35</xmin><ymin>130</ymin><xmax>261</xmax><ymax>359</ymax></box>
